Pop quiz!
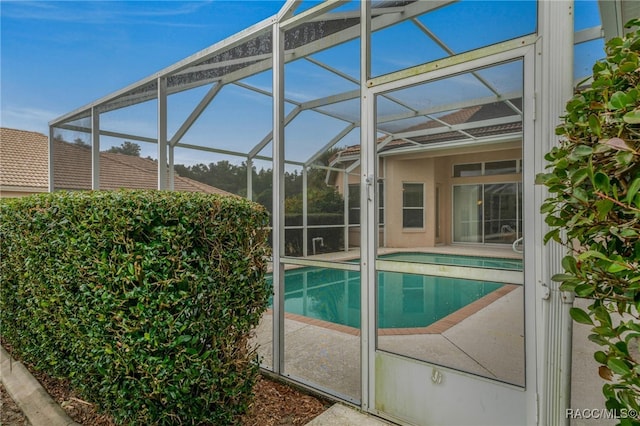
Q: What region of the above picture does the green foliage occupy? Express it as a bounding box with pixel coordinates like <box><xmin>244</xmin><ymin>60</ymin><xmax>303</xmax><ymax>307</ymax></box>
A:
<box><xmin>537</xmin><ymin>20</ymin><xmax>640</xmax><ymax>422</ymax></box>
<box><xmin>106</xmin><ymin>141</ymin><xmax>142</xmax><ymax>156</ymax></box>
<box><xmin>174</xmin><ymin>148</ymin><xmax>345</xmax><ymax>218</ymax></box>
<box><xmin>0</xmin><ymin>190</ymin><xmax>270</xmax><ymax>425</ymax></box>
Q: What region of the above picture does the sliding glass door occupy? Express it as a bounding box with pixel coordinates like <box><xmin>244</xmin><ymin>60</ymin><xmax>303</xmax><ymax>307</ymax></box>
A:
<box><xmin>453</xmin><ymin>182</ymin><xmax>522</xmax><ymax>245</ymax></box>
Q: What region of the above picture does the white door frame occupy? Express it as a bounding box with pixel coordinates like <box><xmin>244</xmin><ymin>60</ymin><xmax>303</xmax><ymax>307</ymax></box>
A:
<box><xmin>360</xmin><ymin>41</ymin><xmax>539</xmax><ymax>426</ymax></box>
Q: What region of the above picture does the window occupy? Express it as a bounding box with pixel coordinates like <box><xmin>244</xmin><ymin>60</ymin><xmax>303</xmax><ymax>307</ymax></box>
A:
<box><xmin>453</xmin><ymin>163</ymin><xmax>482</xmax><ymax>177</ymax></box>
<box><xmin>453</xmin><ymin>160</ymin><xmax>520</xmax><ymax>177</ymax></box>
<box><xmin>484</xmin><ymin>160</ymin><xmax>518</xmax><ymax>175</ymax></box>
<box><xmin>403</xmin><ymin>183</ymin><xmax>424</xmax><ymax>228</ymax></box>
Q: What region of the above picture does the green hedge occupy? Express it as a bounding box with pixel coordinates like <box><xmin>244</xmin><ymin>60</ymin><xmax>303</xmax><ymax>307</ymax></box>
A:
<box><xmin>0</xmin><ymin>190</ymin><xmax>271</xmax><ymax>425</ymax></box>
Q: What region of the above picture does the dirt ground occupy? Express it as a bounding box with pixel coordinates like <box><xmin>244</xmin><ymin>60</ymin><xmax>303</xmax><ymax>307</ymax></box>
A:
<box><xmin>1</xmin><ymin>383</ymin><xmax>31</xmax><ymax>426</ymax></box>
<box><xmin>1</xmin><ymin>344</ymin><xmax>329</xmax><ymax>426</ymax></box>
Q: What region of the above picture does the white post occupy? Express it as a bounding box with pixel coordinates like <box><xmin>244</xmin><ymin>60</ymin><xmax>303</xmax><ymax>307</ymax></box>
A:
<box><xmin>537</xmin><ymin>1</ymin><xmax>575</xmax><ymax>424</ymax></box>
<box><xmin>168</xmin><ymin>145</ymin><xmax>175</xmax><ymax>191</ymax></box>
<box><xmin>272</xmin><ymin>18</ymin><xmax>286</xmax><ymax>375</ymax></box>
<box><xmin>302</xmin><ymin>166</ymin><xmax>308</xmax><ymax>257</ymax></box>
<box><xmin>343</xmin><ymin>171</ymin><xmax>349</xmax><ymax>252</ymax></box>
<box><xmin>91</xmin><ymin>107</ymin><xmax>100</xmax><ymax>190</ymax></box>
<box><xmin>157</xmin><ymin>77</ymin><xmax>168</xmax><ymax>190</ymax></box>
<box><xmin>48</xmin><ymin>126</ymin><xmax>55</xmax><ymax>192</ymax></box>
<box><xmin>247</xmin><ymin>158</ymin><xmax>253</xmax><ymax>201</ymax></box>
<box><xmin>360</xmin><ymin>0</ymin><xmax>373</xmax><ymax>412</ymax></box>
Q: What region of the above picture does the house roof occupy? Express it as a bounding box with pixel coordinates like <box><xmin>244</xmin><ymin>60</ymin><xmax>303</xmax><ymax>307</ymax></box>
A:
<box><xmin>331</xmin><ymin>100</ymin><xmax>523</xmax><ymax>163</ymax></box>
<box><xmin>0</xmin><ymin>127</ymin><xmax>50</xmax><ymax>191</ymax></box>
<box><xmin>1</xmin><ymin>127</ymin><xmax>229</xmax><ymax>195</ymax></box>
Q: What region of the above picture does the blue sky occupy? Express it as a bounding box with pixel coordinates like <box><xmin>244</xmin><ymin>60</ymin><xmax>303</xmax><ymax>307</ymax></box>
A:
<box><xmin>1</xmin><ymin>0</ymin><xmax>604</xmax><ymax>166</ymax></box>
<box><xmin>1</xmin><ymin>1</ymin><xmax>287</xmax><ymax>135</ymax></box>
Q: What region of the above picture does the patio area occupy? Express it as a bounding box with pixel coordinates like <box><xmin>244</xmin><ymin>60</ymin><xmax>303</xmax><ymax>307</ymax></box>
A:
<box><xmin>254</xmin><ymin>245</ymin><xmax>526</xmax><ymax>402</ymax></box>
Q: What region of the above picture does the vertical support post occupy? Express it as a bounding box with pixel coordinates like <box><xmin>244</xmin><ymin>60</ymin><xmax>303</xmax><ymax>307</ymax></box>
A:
<box><xmin>91</xmin><ymin>108</ymin><xmax>100</xmax><ymax>190</ymax></box>
<box><xmin>168</xmin><ymin>145</ymin><xmax>175</xmax><ymax>190</ymax></box>
<box><xmin>343</xmin><ymin>171</ymin><xmax>349</xmax><ymax>252</ymax></box>
<box><xmin>48</xmin><ymin>126</ymin><xmax>55</xmax><ymax>193</ymax></box>
<box><xmin>247</xmin><ymin>158</ymin><xmax>253</xmax><ymax>201</ymax></box>
<box><xmin>537</xmin><ymin>1</ymin><xmax>575</xmax><ymax>424</ymax></box>
<box><xmin>272</xmin><ymin>18</ymin><xmax>286</xmax><ymax>375</ymax></box>
<box><xmin>360</xmin><ymin>0</ymin><xmax>373</xmax><ymax>412</ymax></box>
<box><xmin>157</xmin><ymin>77</ymin><xmax>168</xmax><ymax>190</ymax></box>
<box><xmin>302</xmin><ymin>166</ymin><xmax>308</xmax><ymax>257</ymax></box>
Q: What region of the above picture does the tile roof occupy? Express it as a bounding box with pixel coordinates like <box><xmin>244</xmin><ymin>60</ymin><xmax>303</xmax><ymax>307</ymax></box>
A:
<box><xmin>1</xmin><ymin>127</ymin><xmax>230</xmax><ymax>195</ymax></box>
<box><xmin>0</xmin><ymin>127</ymin><xmax>49</xmax><ymax>190</ymax></box>
<box><xmin>331</xmin><ymin>101</ymin><xmax>523</xmax><ymax>161</ymax></box>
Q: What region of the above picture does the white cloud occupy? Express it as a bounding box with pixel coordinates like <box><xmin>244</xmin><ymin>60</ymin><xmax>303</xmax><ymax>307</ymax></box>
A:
<box><xmin>0</xmin><ymin>106</ymin><xmax>60</xmax><ymax>134</ymax></box>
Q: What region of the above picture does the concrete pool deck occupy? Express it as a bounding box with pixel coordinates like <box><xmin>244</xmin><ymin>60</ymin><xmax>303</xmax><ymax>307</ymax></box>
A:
<box><xmin>256</xmin><ymin>247</ymin><xmax>612</xmax><ymax>425</ymax></box>
<box><xmin>254</xmin><ymin>293</ymin><xmax>612</xmax><ymax>426</ymax></box>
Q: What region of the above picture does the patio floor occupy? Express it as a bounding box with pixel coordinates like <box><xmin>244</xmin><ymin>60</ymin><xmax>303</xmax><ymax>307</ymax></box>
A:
<box><xmin>254</xmin><ymin>247</ymin><xmax>610</xmax><ymax>425</ymax></box>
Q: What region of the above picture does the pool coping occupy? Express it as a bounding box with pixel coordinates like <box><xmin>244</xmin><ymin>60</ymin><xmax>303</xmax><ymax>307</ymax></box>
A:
<box><xmin>270</xmin><ymin>284</ymin><xmax>519</xmax><ymax>336</ymax></box>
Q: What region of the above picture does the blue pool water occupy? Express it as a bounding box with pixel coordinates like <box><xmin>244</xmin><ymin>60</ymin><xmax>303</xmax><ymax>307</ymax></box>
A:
<box><xmin>271</xmin><ymin>253</ymin><xmax>522</xmax><ymax>329</ymax></box>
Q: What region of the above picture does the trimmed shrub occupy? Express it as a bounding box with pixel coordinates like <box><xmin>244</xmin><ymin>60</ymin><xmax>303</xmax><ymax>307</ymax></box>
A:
<box><xmin>0</xmin><ymin>190</ymin><xmax>270</xmax><ymax>425</ymax></box>
<box><xmin>536</xmin><ymin>20</ymin><xmax>640</xmax><ymax>421</ymax></box>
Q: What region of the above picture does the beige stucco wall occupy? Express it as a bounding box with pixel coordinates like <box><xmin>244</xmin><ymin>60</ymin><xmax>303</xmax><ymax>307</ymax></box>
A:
<box><xmin>334</xmin><ymin>140</ymin><xmax>522</xmax><ymax>249</ymax></box>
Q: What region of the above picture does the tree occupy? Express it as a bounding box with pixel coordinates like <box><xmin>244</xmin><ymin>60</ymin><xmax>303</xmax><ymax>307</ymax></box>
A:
<box><xmin>107</xmin><ymin>141</ymin><xmax>141</xmax><ymax>156</ymax></box>
<box><xmin>73</xmin><ymin>137</ymin><xmax>89</xmax><ymax>148</ymax></box>
<box><xmin>537</xmin><ymin>19</ymin><xmax>640</xmax><ymax>423</ymax></box>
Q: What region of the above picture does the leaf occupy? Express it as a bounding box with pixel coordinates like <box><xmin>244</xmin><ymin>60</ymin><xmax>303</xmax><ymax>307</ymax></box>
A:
<box><xmin>572</xmin><ymin>187</ymin><xmax>589</xmax><ymax>203</ymax></box>
<box><xmin>570</xmin><ymin>168</ymin><xmax>590</xmax><ymax>185</ymax></box>
<box><xmin>551</xmin><ymin>273</ymin><xmax>575</xmax><ymax>282</ymax></box>
<box><xmin>593</xmin><ymin>172</ymin><xmax>611</xmax><ymax>193</ymax></box>
<box><xmin>574</xmin><ymin>283</ymin><xmax>595</xmax><ymax>297</ymax></box>
<box><xmin>578</xmin><ymin>250</ymin><xmax>609</xmax><ymax>261</ymax></box>
<box><xmin>604</xmin><ymin>137</ymin><xmax>632</xmax><ymax>151</ymax></box>
<box><xmin>570</xmin><ymin>307</ymin><xmax>594</xmax><ymax>325</ymax></box>
<box><xmin>607</xmin><ymin>358</ymin><xmax>631</xmax><ymax>376</ymax></box>
<box><xmin>588</xmin><ymin>115</ymin><xmax>602</xmax><ymax>137</ymax></box>
<box><xmin>599</xmin><ymin>365</ymin><xmax>613</xmax><ymax>381</ymax></box>
<box><xmin>573</xmin><ymin>145</ymin><xmax>593</xmax><ymax>157</ymax></box>
<box><xmin>594</xmin><ymin>351</ymin><xmax>608</xmax><ymax>364</ymax></box>
<box><xmin>594</xmin><ymin>199</ymin><xmax>614</xmax><ymax>219</ymax></box>
<box><xmin>616</xmin><ymin>151</ymin><xmax>634</xmax><ymax>166</ymax></box>
<box><xmin>625</xmin><ymin>177</ymin><xmax>640</xmax><ymax>204</ymax></box>
<box><xmin>607</xmin><ymin>262</ymin><xmax>628</xmax><ymax>273</ymax></box>
<box><xmin>609</xmin><ymin>91</ymin><xmax>629</xmax><ymax>110</ymax></box>
<box><xmin>594</xmin><ymin>306</ymin><xmax>612</xmax><ymax>327</ymax></box>
<box><xmin>623</xmin><ymin>109</ymin><xmax>640</xmax><ymax>124</ymax></box>
<box><xmin>562</xmin><ymin>255</ymin><xmax>578</xmax><ymax>274</ymax></box>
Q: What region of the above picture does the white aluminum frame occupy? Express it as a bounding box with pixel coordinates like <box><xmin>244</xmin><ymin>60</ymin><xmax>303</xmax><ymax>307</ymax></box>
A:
<box><xmin>46</xmin><ymin>0</ymin><xmax>606</xmax><ymax>423</ymax></box>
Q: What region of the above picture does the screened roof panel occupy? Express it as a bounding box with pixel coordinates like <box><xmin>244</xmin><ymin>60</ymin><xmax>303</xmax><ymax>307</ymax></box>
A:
<box><xmin>285</xmin><ymin>110</ymin><xmax>350</xmax><ymax>163</ymax></box>
<box><xmin>306</xmin><ymin>38</ymin><xmax>360</xmax><ymax>82</ymax></box>
<box><xmin>314</xmin><ymin>98</ymin><xmax>360</xmax><ymax>124</ymax></box>
<box><xmin>371</xmin><ymin>20</ymin><xmax>448</xmax><ymax>77</ymax></box>
<box><xmin>574</xmin><ymin>0</ymin><xmax>601</xmax><ymax>32</ymax></box>
<box><xmin>414</xmin><ymin>0</ymin><xmax>537</xmax><ymax>55</ymax></box>
<box><xmin>175</xmin><ymin>84</ymin><xmax>273</xmax><ymax>154</ymax></box>
<box><xmin>285</xmin><ymin>58</ymin><xmax>358</xmax><ymax>103</ymax></box>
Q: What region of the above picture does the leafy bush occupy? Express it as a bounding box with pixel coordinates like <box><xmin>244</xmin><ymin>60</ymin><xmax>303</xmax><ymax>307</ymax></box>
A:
<box><xmin>0</xmin><ymin>190</ymin><xmax>270</xmax><ymax>425</ymax></box>
<box><xmin>536</xmin><ymin>20</ymin><xmax>640</xmax><ymax>423</ymax></box>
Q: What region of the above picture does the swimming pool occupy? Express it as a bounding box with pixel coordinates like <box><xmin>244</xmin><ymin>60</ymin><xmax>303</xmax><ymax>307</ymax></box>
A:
<box><xmin>271</xmin><ymin>253</ymin><xmax>522</xmax><ymax>329</ymax></box>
